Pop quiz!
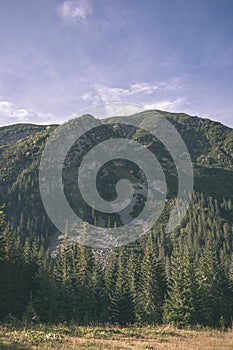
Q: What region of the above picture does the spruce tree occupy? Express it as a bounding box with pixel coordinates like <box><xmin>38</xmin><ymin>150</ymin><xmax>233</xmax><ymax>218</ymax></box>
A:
<box><xmin>139</xmin><ymin>234</ymin><xmax>166</xmax><ymax>324</ymax></box>
<box><xmin>198</xmin><ymin>239</ymin><xmax>232</xmax><ymax>327</ymax></box>
<box><xmin>163</xmin><ymin>240</ymin><xmax>199</xmax><ymax>326</ymax></box>
<box><xmin>110</xmin><ymin>248</ymin><xmax>134</xmax><ymax>325</ymax></box>
<box><xmin>91</xmin><ymin>260</ymin><xmax>108</xmax><ymax>323</ymax></box>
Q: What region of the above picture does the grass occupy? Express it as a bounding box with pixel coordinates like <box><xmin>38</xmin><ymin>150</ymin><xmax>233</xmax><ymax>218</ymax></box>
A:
<box><xmin>0</xmin><ymin>324</ymin><xmax>233</xmax><ymax>349</ymax></box>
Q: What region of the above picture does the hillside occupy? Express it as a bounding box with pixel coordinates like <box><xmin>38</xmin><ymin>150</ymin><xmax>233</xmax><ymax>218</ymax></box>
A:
<box><xmin>0</xmin><ymin>110</ymin><xmax>233</xmax><ymax>243</ymax></box>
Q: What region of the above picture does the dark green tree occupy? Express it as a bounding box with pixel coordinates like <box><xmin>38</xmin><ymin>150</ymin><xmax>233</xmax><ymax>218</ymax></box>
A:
<box><xmin>139</xmin><ymin>234</ymin><xmax>166</xmax><ymax>324</ymax></box>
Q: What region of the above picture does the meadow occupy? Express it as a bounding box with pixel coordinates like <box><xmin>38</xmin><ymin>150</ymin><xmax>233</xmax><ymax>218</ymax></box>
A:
<box><xmin>0</xmin><ymin>324</ymin><xmax>232</xmax><ymax>350</ymax></box>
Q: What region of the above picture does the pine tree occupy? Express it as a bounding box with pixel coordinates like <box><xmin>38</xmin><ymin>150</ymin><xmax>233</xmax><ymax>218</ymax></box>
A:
<box><xmin>198</xmin><ymin>239</ymin><xmax>232</xmax><ymax>327</ymax></box>
<box><xmin>126</xmin><ymin>251</ymin><xmax>141</xmax><ymax>321</ymax></box>
<box><xmin>110</xmin><ymin>248</ymin><xmax>134</xmax><ymax>325</ymax></box>
<box><xmin>53</xmin><ymin>241</ymin><xmax>75</xmax><ymax>322</ymax></box>
<box><xmin>1</xmin><ymin>225</ymin><xmax>29</xmax><ymax>318</ymax></box>
<box><xmin>91</xmin><ymin>260</ymin><xmax>108</xmax><ymax>323</ymax></box>
<box><xmin>34</xmin><ymin>259</ymin><xmax>59</xmax><ymax>323</ymax></box>
<box><xmin>163</xmin><ymin>240</ymin><xmax>199</xmax><ymax>327</ymax></box>
<box><xmin>105</xmin><ymin>250</ymin><xmax>118</xmax><ymax>322</ymax></box>
<box><xmin>76</xmin><ymin>243</ymin><xmax>95</xmax><ymax>324</ymax></box>
<box><xmin>139</xmin><ymin>234</ymin><xmax>166</xmax><ymax>324</ymax></box>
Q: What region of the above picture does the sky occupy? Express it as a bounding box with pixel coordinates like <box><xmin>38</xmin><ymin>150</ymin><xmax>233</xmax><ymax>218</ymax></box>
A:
<box><xmin>0</xmin><ymin>0</ymin><xmax>233</xmax><ymax>127</ymax></box>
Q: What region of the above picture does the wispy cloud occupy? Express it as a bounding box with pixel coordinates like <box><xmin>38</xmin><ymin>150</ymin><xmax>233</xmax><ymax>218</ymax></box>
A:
<box><xmin>82</xmin><ymin>83</ymin><xmax>160</xmax><ymax>103</ymax></box>
<box><xmin>82</xmin><ymin>78</ymin><xmax>183</xmax><ymax>104</ymax></box>
<box><xmin>144</xmin><ymin>98</ymin><xmax>187</xmax><ymax>112</ymax></box>
<box><xmin>57</xmin><ymin>0</ymin><xmax>92</xmax><ymax>22</ymax></box>
<box><xmin>0</xmin><ymin>101</ymin><xmax>54</xmax><ymax>126</ymax></box>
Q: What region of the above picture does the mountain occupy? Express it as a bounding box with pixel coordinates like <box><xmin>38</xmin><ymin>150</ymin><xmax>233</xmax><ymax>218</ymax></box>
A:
<box><xmin>0</xmin><ymin>111</ymin><xmax>233</xmax><ymax>245</ymax></box>
<box><xmin>1</xmin><ymin>110</ymin><xmax>233</xmax><ymax>328</ymax></box>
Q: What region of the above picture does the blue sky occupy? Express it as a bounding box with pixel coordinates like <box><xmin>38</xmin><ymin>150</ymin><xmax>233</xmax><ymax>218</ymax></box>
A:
<box><xmin>0</xmin><ymin>0</ymin><xmax>233</xmax><ymax>127</ymax></box>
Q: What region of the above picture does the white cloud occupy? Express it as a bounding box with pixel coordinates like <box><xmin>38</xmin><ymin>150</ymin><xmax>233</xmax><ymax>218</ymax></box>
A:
<box><xmin>82</xmin><ymin>78</ymin><xmax>183</xmax><ymax>104</ymax></box>
<box><xmin>144</xmin><ymin>98</ymin><xmax>187</xmax><ymax>112</ymax></box>
<box><xmin>57</xmin><ymin>0</ymin><xmax>92</xmax><ymax>22</ymax></box>
<box><xmin>82</xmin><ymin>83</ymin><xmax>159</xmax><ymax>103</ymax></box>
<box><xmin>71</xmin><ymin>103</ymin><xmax>145</xmax><ymax>120</ymax></box>
<box><xmin>0</xmin><ymin>101</ymin><xmax>55</xmax><ymax>126</ymax></box>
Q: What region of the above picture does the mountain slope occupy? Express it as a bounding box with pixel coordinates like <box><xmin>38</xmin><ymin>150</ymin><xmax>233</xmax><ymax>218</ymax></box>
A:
<box><xmin>0</xmin><ymin>110</ymin><xmax>233</xmax><ymax>244</ymax></box>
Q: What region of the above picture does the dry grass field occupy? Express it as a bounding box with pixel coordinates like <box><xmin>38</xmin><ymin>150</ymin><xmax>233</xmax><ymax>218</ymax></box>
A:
<box><xmin>0</xmin><ymin>325</ymin><xmax>233</xmax><ymax>350</ymax></box>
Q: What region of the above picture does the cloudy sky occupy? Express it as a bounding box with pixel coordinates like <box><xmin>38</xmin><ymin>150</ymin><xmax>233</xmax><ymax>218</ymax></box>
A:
<box><xmin>0</xmin><ymin>0</ymin><xmax>233</xmax><ymax>127</ymax></box>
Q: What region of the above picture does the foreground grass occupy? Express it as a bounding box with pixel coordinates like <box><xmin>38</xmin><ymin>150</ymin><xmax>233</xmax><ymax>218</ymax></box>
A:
<box><xmin>0</xmin><ymin>324</ymin><xmax>233</xmax><ymax>350</ymax></box>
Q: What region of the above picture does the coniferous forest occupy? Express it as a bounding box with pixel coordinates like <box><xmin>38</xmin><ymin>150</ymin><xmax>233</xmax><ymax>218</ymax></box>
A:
<box><xmin>1</xmin><ymin>192</ymin><xmax>233</xmax><ymax>328</ymax></box>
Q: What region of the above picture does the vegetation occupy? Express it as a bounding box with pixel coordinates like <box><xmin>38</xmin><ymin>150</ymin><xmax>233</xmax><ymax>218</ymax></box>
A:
<box><xmin>0</xmin><ymin>192</ymin><xmax>233</xmax><ymax>327</ymax></box>
<box><xmin>1</xmin><ymin>112</ymin><xmax>233</xmax><ymax>347</ymax></box>
<box><xmin>0</xmin><ymin>324</ymin><xmax>233</xmax><ymax>349</ymax></box>
<box><xmin>1</xmin><ymin>112</ymin><xmax>233</xmax><ymax>242</ymax></box>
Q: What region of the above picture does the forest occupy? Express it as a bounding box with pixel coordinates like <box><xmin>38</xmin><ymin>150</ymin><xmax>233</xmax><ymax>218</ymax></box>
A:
<box><xmin>1</xmin><ymin>191</ymin><xmax>233</xmax><ymax>328</ymax></box>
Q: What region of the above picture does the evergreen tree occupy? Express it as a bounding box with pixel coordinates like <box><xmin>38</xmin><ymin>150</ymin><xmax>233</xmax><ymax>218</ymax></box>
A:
<box><xmin>110</xmin><ymin>249</ymin><xmax>134</xmax><ymax>325</ymax></box>
<box><xmin>139</xmin><ymin>234</ymin><xmax>166</xmax><ymax>324</ymax></box>
<box><xmin>163</xmin><ymin>240</ymin><xmax>199</xmax><ymax>326</ymax></box>
<box><xmin>198</xmin><ymin>239</ymin><xmax>232</xmax><ymax>327</ymax></box>
<box><xmin>126</xmin><ymin>251</ymin><xmax>141</xmax><ymax>321</ymax></box>
<box><xmin>91</xmin><ymin>260</ymin><xmax>108</xmax><ymax>323</ymax></box>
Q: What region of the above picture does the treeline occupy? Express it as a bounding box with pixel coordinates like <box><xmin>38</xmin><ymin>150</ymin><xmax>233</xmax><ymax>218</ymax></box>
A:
<box><xmin>0</xmin><ymin>193</ymin><xmax>233</xmax><ymax>327</ymax></box>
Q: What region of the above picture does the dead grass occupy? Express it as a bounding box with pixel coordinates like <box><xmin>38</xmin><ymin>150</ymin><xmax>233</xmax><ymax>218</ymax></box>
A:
<box><xmin>0</xmin><ymin>325</ymin><xmax>232</xmax><ymax>350</ymax></box>
<box><xmin>57</xmin><ymin>328</ymin><xmax>233</xmax><ymax>350</ymax></box>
